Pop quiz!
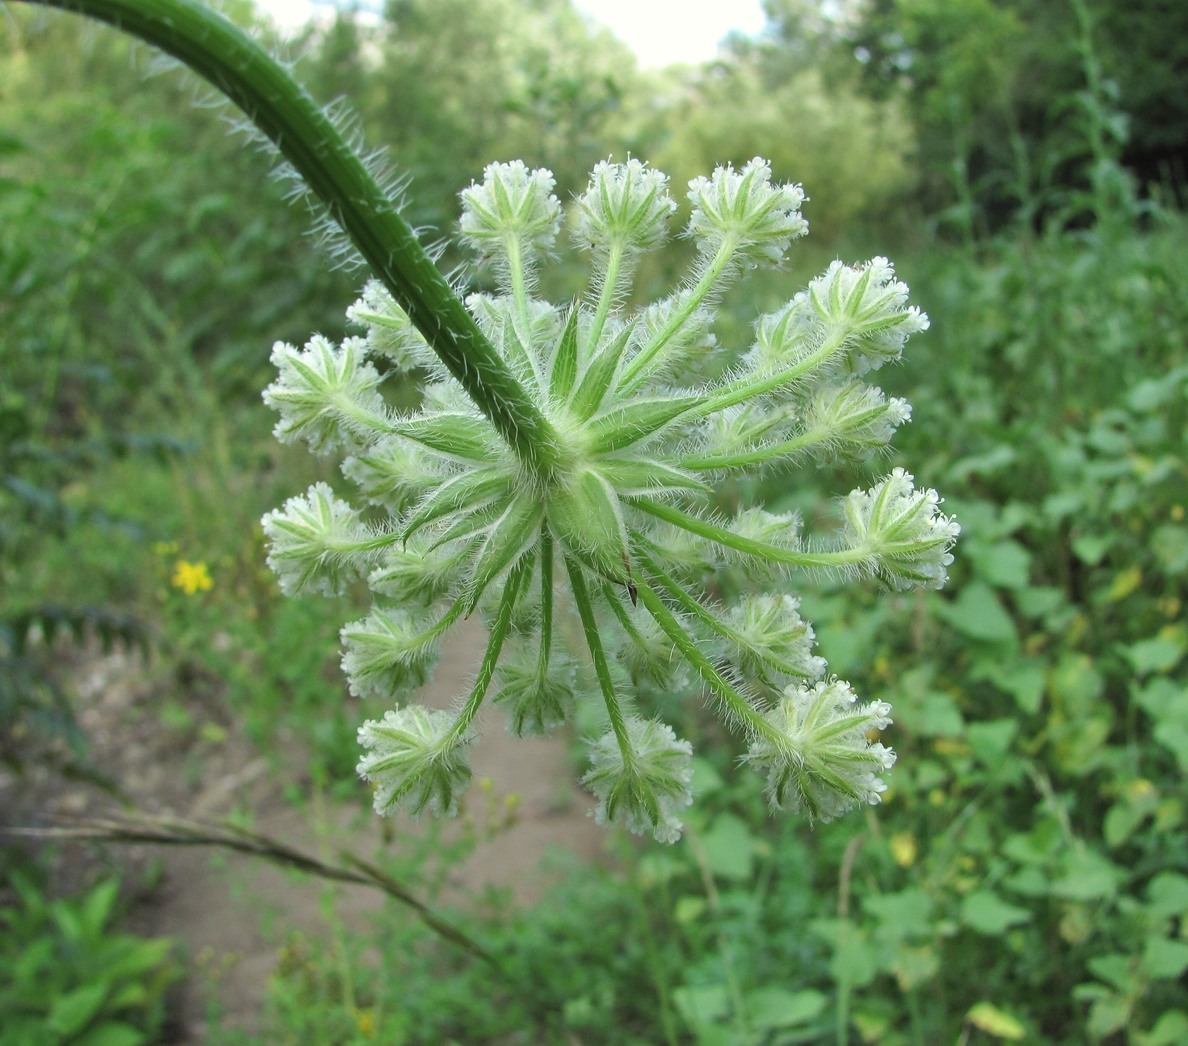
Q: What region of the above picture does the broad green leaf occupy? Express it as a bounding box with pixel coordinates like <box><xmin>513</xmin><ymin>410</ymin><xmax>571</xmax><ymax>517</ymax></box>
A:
<box><xmin>699</xmin><ymin>813</ymin><xmax>754</xmax><ymax>881</ymax></box>
<box><xmin>1152</xmin><ymin>523</ymin><xmax>1188</xmax><ymax>573</ymax></box>
<box><xmin>1141</xmin><ymin>938</ymin><xmax>1188</xmax><ymax>980</ymax></box>
<box><xmin>936</xmin><ymin>582</ymin><xmax>1017</xmax><ymax>644</ymax></box>
<box><xmin>1051</xmin><ymin>852</ymin><xmax>1121</xmax><ymax>901</ymax></box>
<box><xmin>1124</xmin><ymin>632</ymin><xmax>1186</xmax><ymax>676</ymax></box>
<box><xmin>75</xmin><ymin>1023</ymin><xmax>149</xmax><ymax>1046</ymax></box>
<box><xmin>966</xmin><ymin>719</ymin><xmax>1017</xmax><ymax>764</ymax></box>
<box><xmin>1147</xmin><ymin>1009</ymin><xmax>1188</xmax><ymax>1046</ymax></box>
<box><xmin>745</xmin><ymin>987</ymin><xmax>827</xmax><ymax>1029</ymax></box>
<box><xmin>914</xmin><ymin>691</ymin><xmax>964</xmax><ymax>737</ymax></box>
<box><xmin>47</xmin><ymin>983</ymin><xmax>109</xmax><ymax>1037</ymax></box>
<box><xmin>967</xmin><ymin>538</ymin><xmax>1031</xmax><ymax>589</ymax></box>
<box><xmin>1146</xmin><ymin>872</ymin><xmax>1188</xmax><ymax>919</ymax></box>
<box><xmin>982</xmin><ymin>658</ymin><xmax>1046</xmax><ymax>715</ymax></box>
<box><xmin>960</xmin><ymin>890</ymin><xmax>1032</xmax><ymax>935</ymax></box>
<box><xmin>672</xmin><ymin>983</ymin><xmax>730</xmax><ymax>1026</ymax></box>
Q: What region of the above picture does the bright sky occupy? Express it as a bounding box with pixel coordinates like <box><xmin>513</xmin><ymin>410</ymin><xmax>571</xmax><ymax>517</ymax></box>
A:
<box><xmin>259</xmin><ymin>0</ymin><xmax>769</xmax><ymax>68</ymax></box>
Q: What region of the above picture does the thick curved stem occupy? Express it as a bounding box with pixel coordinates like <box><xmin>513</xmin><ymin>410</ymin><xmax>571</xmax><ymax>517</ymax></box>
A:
<box><xmin>16</xmin><ymin>0</ymin><xmax>562</xmax><ymax>482</ymax></box>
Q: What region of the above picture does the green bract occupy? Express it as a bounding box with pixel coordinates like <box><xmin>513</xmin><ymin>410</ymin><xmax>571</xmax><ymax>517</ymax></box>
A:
<box><xmin>262</xmin><ymin>157</ymin><xmax>958</xmax><ymax>842</ymax></box>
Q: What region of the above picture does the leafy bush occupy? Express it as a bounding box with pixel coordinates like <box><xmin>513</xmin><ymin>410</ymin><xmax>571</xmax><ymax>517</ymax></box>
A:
<box><xmin>0</xmin><ymin>868</ymin><xmax>180</xmax><ymax>1046</ymax></box>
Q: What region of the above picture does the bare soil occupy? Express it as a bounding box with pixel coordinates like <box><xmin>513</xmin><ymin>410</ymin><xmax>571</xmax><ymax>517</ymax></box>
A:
<box><xmin>1</xmin><ymin>616</ymin><xmax>605</xmax><ymax>1041</ymax></box>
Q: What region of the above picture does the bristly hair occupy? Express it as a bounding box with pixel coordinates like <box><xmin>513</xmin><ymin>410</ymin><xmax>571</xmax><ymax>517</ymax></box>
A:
<box><xmin>141</xmin><ymin>19</ymin><xmax>418</xmax><ymax>276</ymax></box>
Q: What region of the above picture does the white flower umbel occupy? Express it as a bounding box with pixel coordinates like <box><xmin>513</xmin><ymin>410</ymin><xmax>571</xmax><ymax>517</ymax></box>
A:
<box><xmin>357</xmin><ymin>706</ymin><xmax>474</xmax><ymax>816</ymax></box>
<box><xmin>584</xmin><ymin>717</ymin><xmax>694</xmax><ymax>844</ymax></box>
<box><xmin>262</xmin><ymin>158</ymin><xmax>958</xmax><ymax>842</ymax></box>
<box><xmin>745</xmin><ymin>679</ymin><xmax>896</xmax><ymax>823</ymax></box>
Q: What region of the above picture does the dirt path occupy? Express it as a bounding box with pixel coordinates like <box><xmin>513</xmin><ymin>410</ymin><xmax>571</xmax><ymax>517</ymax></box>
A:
<box><xmin>4</xmin><ymin>618</ymin><xmax>605</xmax><ymax>1041</ymax></box>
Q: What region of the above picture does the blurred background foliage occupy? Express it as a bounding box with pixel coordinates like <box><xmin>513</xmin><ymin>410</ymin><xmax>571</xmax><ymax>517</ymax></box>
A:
<box><xmin>2</xmin><ymin>0</ymin><xmax>1186</xmax><ymax>1042</ymax></box>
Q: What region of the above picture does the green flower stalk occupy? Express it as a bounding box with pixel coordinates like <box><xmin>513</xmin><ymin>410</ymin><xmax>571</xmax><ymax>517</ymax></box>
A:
<box><xmin>263</xmin><ymin>158</ymin><xmax>958</xmax><ymax>842</ymax></box>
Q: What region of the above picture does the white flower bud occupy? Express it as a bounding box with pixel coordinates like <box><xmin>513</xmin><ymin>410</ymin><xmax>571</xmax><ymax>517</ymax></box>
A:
<box><xmin>460</xmin><ymin>160</ymin><xmax>560</xmax><ymax>258</ymax></box>
<box><xmin>808</xmin><ymin>258</ymin><xmax>930</xmax><ymax>374</ymax></box>
<box><xmin>583</xmin><ymin>717</ymin><xmax>694</xmax><ymax>843</ymax></box>
<box><xmin>801</xmin><ymin>381</ymin><xmax>912</xmax><ymax>463</ymax></box>
<box><xmin>687</xmin><ymin>158</ymin><xmax>807</xmax><ymax>268</ymax></box>
<box><xmin>261</xmin><ymin>483</ymin><xmax>372</xmax><ymax>596</ymax></box>
<box><xmin>842</xmin><ymin>468</ymin><xmax>961</xmax><ymax>590</ymax></box>
<box><xmin>575</xmin><ymin>158</ymin><xmax>676</xmax><ymax>253</ymax></box>
<box><xmin>745</xmin><ymin>678</ymin><xmax>895</xmax><ymax>822</ymax></box>
<box><xmin>357</xmin><ymin>706</ymin><xmax>474</xmax><ymax>816</ymax></box>
<box><xmin>346</xmin><ymin>279</ymin><xmax>433</xmax><ymax>372</ymax></box>
<box><xmin>263</xmin><ymin>335</ymin><xmax>387</xmax><ymax>454</ymax></box>
<box><xmin>340</xmin><ymin>607</ymin><xmax>445</xmax><ymax>698</ymax></box>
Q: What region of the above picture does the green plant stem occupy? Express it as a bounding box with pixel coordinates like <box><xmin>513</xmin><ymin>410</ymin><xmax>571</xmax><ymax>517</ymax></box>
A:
<box><xmin>446</xmin><ymin>553</ymin><xmax>533</xmax><ymax>746</ymax></box>
<box><xmin>630</xmin><ymin>497</ymin><xmax>873</xmax><ymax>571</ymax></box>
<box><xmin>632</xmin><ymin>571</ymin><xmax>777</xmax><ymax>742</ymax></box>
<box><xmin>618</xmin><ymin>237</ymin><xmax>736</xmax><ymax>391</ymax></box>
<box><xmin>17</xmin><ymin>0</ymin><xmax>562</xmax><ymax>483</ymax></box>
<box><xmin>5</xmin><ymin>814</ymin><xmax>502</xmax><ymax>968</ymax></box>
<box><xmin>565</xmin><ymin>556</ymin><xmax>633</xmax><ymax>759</ymax></box>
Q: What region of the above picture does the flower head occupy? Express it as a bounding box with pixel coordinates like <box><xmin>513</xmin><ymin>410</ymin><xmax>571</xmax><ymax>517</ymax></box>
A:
<box><xmin>262</xmin><ymin>157</ymin><xmax>954</xmax><ymax>840</ymax></box>
<box><xmin>745</xmin><ymin>678</ymin><xmax>896</xmax><ymax>823</ymax></box>
<box><xmin>584</xmin><ymin>717</ymin><xmax>694</xmax><ymax>843</ymax></box>
<box><xmin>357</xmin><ymin>706</ymin><xmax>474</xmax><ymax>817</ymax></box>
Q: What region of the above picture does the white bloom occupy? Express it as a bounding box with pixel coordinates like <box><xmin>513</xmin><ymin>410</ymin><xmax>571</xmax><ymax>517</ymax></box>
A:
<box><xmin>745</xmin><ymin>678</ymin><xmax>896</xmax><ymax>822</ymax></box>
<box><xmin>357</xmin><ymin>706</ymin><xmax>473</xmax><ymax>816</ymax></box>
<box><xmin>583</xmin><ymin>717</ymin><xmax>694</xmax><ymax>843</ymax></box>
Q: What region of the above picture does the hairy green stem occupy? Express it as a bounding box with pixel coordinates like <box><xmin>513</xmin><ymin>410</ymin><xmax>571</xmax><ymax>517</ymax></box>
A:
<box><xmin>565</xmin><ymin>557</ymin><xmax>633</xmax><ymax>760</ymax></box>
<box><xmin>630</xmin><ymin>497</ymin><xmax>872</xmax><ymax>571</ymax></box>
<box><xmin>18</xmin><ymin>0</ymin><xmax>562</xmax><ymax>482</ymax></box>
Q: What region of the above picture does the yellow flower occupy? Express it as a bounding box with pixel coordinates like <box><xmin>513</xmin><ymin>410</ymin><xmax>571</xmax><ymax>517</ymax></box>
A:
<box><xmin>172</xmin><ymin>560</ymin><xmax>213</xmax><ymax>595</ymax></box>
<box><xmin>354</xmin><ymin>1008</ymin><xmax>376</xmax><ymax>1037</ymax></box>
<box><xmin>889</xmin><ymin>832</ymin><xmax>918</xmax><ymax>868</ymax></box>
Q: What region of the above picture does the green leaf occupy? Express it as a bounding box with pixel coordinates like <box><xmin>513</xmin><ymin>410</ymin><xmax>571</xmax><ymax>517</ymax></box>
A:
<box><xmin>699</xmin><ymin>814</ymin><xmax>755</xmax><ymax>881</ymax></box>
<box><xmin>1152</xmin><ymin>524</ymin><xmax>1188</xmax><ymax>574</ymax></box>
<box><xmin>75</xmin><ymin>1023</ymin><xmax>149</xmax><ymax>1046</ymax></box>
<box><xmin>914</xmin><ymin>691</ymin><xmax>964</xmax><ymax>737</ymax></box>
<box><xmin>47</xmin><ymin>983</ymin><xmax>109</xmax><ymax>1037</ymax></box>
<box><xmin>1124</xmin><ymin>633</ymin><xmax>1186</xmax><ymax>676</ymax></box>
<box><xmin>1147</xmin><ymin>1010</ymin><xmax>1188</xmax><ymax>1046</ymax></box>
<box><xmin>965</xmin><ymin>1001</ymin><xmax>1026</xmax><ymax>1040</ymax></box>
<box><xmin>982</xmin><ymin>658</ymin><xmax>1046</xmax><ymax>715</ymax></box>
<box><xmin>569</xmin><ymin>323</ymin><xmax>635</xmax><ymax>419</ymax></box>
<box><xmin>1146</xmin><ymin>872</ymin><xmax>1188</xmax><ymax>919</ymax></box>
<box><xmin>966</xmin><ymin>719</ymin><xmax>1017</xmax><ymax>765</ymax></box>
<box><xmin>959</xmin><ymin>890</ymin><xmax>1032</xmax><ymax>935</ymax></box>
<box><xmin>745</xmin><ymin>987</ymin><xmax>827</xmax><ymax>1029</ymax></box>
<box><xmin>598</xmin><ymin>457</ymin><xmax>709</xmax><ymax>495</ymax></box>
<box><xmin>672</xmin><ymin>983</ymin><xmax>731</xmax><ymax>1027</ymax></box>
<box><xmin>967</xmin><ymin>538</ymin><xmax>1031</xmax><ymax>589</ymax></box>
<box><xmin>936</xmin><ymin>582</ymin><xmax>1017</xmax><ymax>644</ymax></box>
<box><xmin>1051</xmin><ymin>852</ymin><xmax>1121</xmax><ymax>900</ymax></box>
<box><xmin>586</xmin><ymin>396</ymin><xmax>700</xmax><ymax>454</ymax></box>
<box><xmin>80</xmin><ymin>880</ymin><xmax>119</xmax><ymax>938</ymax></box>
<box><xmin>1141</xmin><ymin>937</ymin><xmax>1188</xmax><ymax>980</ymax></box>
<box><xmin>465</xmin><ymin>496</ymin><xmax>543</xmax><ymax>609</ymax></box>
<box><xmin>401</xmin><ymin>469</ymin><xmax>511</xmax><ymax>542</ymax></box>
